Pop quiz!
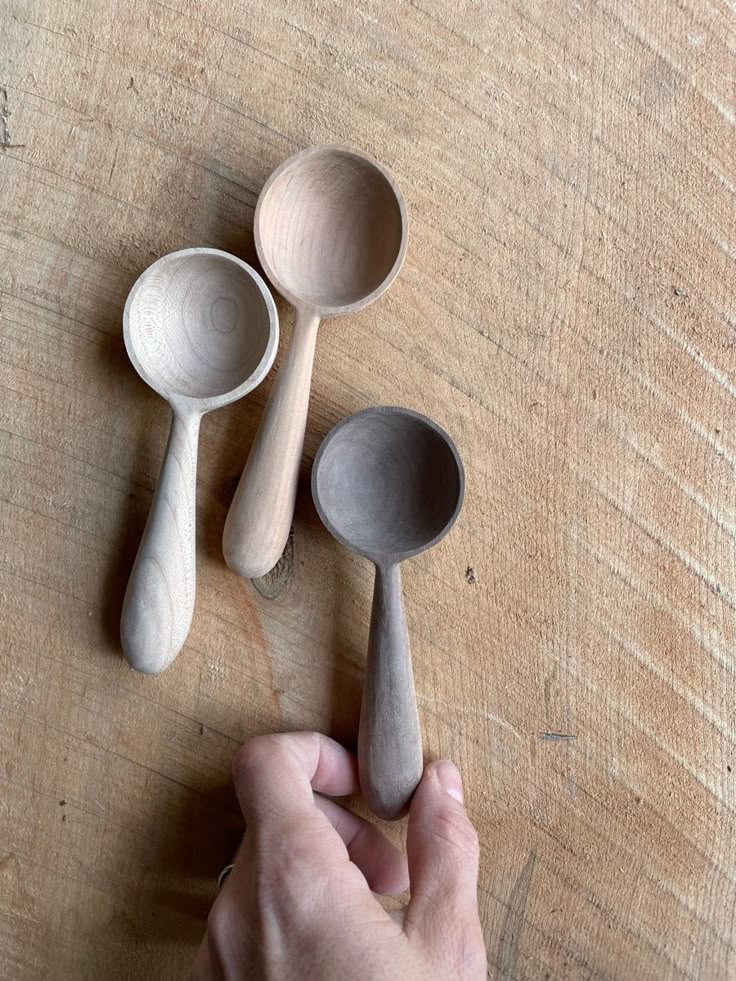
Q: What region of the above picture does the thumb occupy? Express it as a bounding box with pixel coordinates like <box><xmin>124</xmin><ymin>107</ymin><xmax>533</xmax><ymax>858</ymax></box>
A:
<box><xmin>405</xmin><ymin>761</ymin><xmax>482</xmax><ymax>947</ymax></box>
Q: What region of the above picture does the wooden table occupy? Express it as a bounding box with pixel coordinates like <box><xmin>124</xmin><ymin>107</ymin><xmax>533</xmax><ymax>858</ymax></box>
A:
<box><xmin>1</xmin><ymin>1</ymin><xmax>734</xmax><ymax>977</ymax></box>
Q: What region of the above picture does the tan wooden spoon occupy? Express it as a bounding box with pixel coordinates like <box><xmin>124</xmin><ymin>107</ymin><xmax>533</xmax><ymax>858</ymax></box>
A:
<box><xmin>121</xmin><ymin>248</ymin><xmax>278</xmax><ymax>675</ymax></box>
<box><xmin>312</xmin><ymin>406</ymin><xmax>464</xmax><ymax>819</ymax></box>
<box><xmin>223</xmin><ymin>146</ymin><xmax>408</xmax><ymax>579</ymax></box>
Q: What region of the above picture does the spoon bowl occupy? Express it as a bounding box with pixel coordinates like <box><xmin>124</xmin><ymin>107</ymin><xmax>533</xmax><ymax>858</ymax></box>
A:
<box><xmin>255</xmin><ymin>146</ymin><xmax>407</xmax><ymax>313</ymax></box>
<box><xmin>312</xmin><ymin>407</ymin><xmax>464</xmax><ymax>820</ymax></box>
<box><xmin>312</xmin><ymin>407</ymin><xmax>463</xmax><ymax>562</ymax></box>
<box><xmin>223</xmin><ymin>147</ymin><xmax>408</xmax><ymax>580</ymax></box>
<box><xmin>125</xmin><ymin>248</ymin><xmax>276</xmax><ymax>405</ymax></box>
<box><xmin>121</xmin><ymin>248</ymin><xmax>278</xmax><ymax>675</ymax></box>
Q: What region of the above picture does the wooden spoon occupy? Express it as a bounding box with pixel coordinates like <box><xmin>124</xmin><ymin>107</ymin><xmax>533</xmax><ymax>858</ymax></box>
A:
<box><xmin>311</xmin><ymin>406</ymin><xmax>464</xmax><ymax>819</ymax></box>
<box><xmin>223</xmin><ymin>147</ymin><xmax>408</xmax><ymax>579</ymax></box>
<box><xmin>121</xmin><ymin>248</ymin><xmax>278</xmax><ymax>675</ymax></box>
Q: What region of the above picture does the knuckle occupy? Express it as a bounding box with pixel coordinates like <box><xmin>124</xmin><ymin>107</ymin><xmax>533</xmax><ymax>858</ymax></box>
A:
<box><xmin>275</xmin><ymin>831</ymin><xmax>327</xmax><ymax>882</ymax></box>
<box><xmin>205</xmin><ymin>896</ymin><xmax>232</xmax><ymax>953</ymax></box>
<box><xmin>424</xmin><ymin>808</ymin><xmax>480</xmax><ymax>861</ymax></box>
<box><xmin>255</xmin><ymin>833</ymin><xmax>332</xmax><ymax>912</ymax></box>
<box><xmin>232</xmin><ymin>734</ymin><xmax>283</xmax><ymax>784</ymax></box>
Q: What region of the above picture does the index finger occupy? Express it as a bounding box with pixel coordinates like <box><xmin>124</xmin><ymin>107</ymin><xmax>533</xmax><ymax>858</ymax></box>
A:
<box><xmin>232</xmin><ymin>731</ymin><xmax>359</xmax><ymax>826</ymax></box>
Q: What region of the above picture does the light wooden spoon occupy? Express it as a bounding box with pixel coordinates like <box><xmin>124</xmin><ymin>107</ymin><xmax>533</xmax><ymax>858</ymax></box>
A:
<box><xmin>223</xmin><ymin>146</ymin><xmax>408</xmax><ymax>579</ymax></box>
<box><xmin>312</xmin><ymin>406</ymin><xmax>464</xmax><ymax>819</ymax></box>
<box><xmin>121</xmin><ymin>248</ymin><xmax>278</xmax><ymax>675</ymax></box>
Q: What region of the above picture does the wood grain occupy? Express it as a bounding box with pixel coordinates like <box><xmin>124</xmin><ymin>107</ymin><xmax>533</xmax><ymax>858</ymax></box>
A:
<box><xmin>120</xmin><ymin>405</ymin><xmax>200</xmax><ymax>674</ymax></box>
<box><xmin>121</xmin><ymin>249</ymin><xmax>278</xmax><ymax>673</ymax></box>
<box><xmin>1</xmin><ymin>0</ymin><xmax>735</xmax><ymax>978</ymax></box>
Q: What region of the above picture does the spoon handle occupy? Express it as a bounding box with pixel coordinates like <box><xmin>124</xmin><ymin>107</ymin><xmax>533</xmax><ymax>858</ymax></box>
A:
<box><xmin>121</xmin><ymin>409</ymin><xmax>200</xmax><ymax>674</ymax></box>
<box><xmin>223</xmin><ymin>306</ymin><xmax>320</xmax><ymax>579</ymax></box>
<box><xmin>359</xmin><ymin>562</ymin><xmax>423</xmax><ymax>820</ymax></box>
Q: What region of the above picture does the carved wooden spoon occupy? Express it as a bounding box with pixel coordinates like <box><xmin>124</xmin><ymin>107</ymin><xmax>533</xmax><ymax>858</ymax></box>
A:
<box><xmin>223</xmin><ymin>147</ymin><xmax>408</xmax><ymax>579</ymax></box>
<box><xmin>312</xmin><ymin>407</ymin><xmax>464</xmax><ymax>819</ymax></box>
<box><xmin>122</xmin><ymin>248</ymin><xmax>278</xmax><ymax>674</ymax></box>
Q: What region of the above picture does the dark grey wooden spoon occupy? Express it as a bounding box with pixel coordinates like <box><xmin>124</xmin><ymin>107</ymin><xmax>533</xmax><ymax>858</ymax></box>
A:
<box><xmin>312</xmin><ymin>406</ymin><xmax>464</xmax><ymax>819</ymax></box>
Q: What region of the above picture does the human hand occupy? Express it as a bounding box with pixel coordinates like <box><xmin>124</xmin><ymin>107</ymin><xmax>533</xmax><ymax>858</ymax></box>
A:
<box><xmin>192</xmin><ymin>731</ymin><xmax>486</xmax><ymax>980</ymax></box>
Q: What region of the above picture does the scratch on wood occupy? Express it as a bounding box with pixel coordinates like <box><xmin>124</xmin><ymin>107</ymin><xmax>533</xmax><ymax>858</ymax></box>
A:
<box><xmin>640</xmin><ymin>302</ymin><xmax>736</xmax><ymax>399</ymax></box>
<box><xmin>614</xmin><ymin>425</ymin><xmax>736</xmax><ymax>539</ymax></box>
<box><xmin>498</xmin><ymin>849</ymin><xmax>537</xmax><ymax>981</ymax></box>
<box><xmin>108</xmin><ymin>145</ymin><xmax>119</xmax><ymax>183</ymax></box>
<box><xmin>573</xmin><ymin>463</ymin><xmax>736</xmax><ymax>608</ymax></box>
<box><xmin>540</xmin><ymin>731</ymin><xmax>577</xmax><ymax>742</ymax></box>
<box><xmin>577</xmin><ymin>532</ymin><xmax>736</xmax><ymax>685</ymax></box>
<box><xmin>610</xmin><ymin>626</ymin><xmax>730</xmax><ymax>736</ymax></box>
<box><xmin>1</xmin><ymin>86</ymin><xmax>10</xmax><ymax>146</ymax></box>
<box><xmin>574</xmin><ymin>322</ymin><xmax>736</xmax><ymax>468</ymax></box>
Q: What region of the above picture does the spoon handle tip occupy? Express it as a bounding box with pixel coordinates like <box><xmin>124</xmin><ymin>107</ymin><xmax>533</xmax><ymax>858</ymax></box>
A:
<box><xmin>121</xmin><ymin>409</ymin><xmax>200</xmax><ymax>674</ymax></box>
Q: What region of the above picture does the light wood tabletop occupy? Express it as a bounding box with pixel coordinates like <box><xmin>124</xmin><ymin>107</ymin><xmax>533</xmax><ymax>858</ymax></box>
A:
<box><xmin>1</xmin><ymin>1</ymin><xmax>734</xmax><ymax>978</ymax></box>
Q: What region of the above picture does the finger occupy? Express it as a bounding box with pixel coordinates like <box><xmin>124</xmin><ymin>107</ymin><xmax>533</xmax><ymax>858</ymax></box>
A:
<box><xmin>231</xmin><ymin>732</ymin><xmax>359</xmax><ymax>827</ymax></box>
<box><xmin>314</xmin><ymin>795</ymin><xmax>410</xmax><ymax>895</ymax></box>
<box><xmin>404</xmin><ymin>761</ymin><xmax>481</xmax><ymax>940</ymax></box>
<box><xmin>199</xmin><ymin>839</ymin><xmax>255</xmax><ymax>980</ymax></box>
<box><xmin>190</xmin><ymin>936</ymin><xmax>215</xmax><ymax>981</ymax></box>
<box><xmin>388</xmin><ymin>908</ymin><xmax>406</xmax><ymax>927</ymax></box>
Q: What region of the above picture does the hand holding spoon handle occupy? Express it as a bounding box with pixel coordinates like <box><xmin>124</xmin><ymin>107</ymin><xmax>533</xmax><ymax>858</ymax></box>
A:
<box><xmin>223</xmin><ymin>307</ymin><xmax>320</xmax><ymax>579</ymax></box>
<box><xmin>358</xmin><ymin>562</ymin><xmax>424</xmax><ymax>820</ymax></box>
<box><xmin>121</xmin><ymin>409</ymin><xmax>200</xmax><ymax>675</ymax></box>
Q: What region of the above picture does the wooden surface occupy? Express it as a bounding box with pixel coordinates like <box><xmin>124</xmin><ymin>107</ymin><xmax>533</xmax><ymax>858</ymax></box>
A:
<box><xmin>1</xmin><ymin>0</ymin><xmax>734</xmax><ymax>978</ymax></box>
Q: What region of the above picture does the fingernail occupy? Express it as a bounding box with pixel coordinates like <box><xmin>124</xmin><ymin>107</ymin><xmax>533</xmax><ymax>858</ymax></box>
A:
<box><xmin>436</xmin><ymin>761</ymin><xmax>464</xmax><ymax>804</ymax></box>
